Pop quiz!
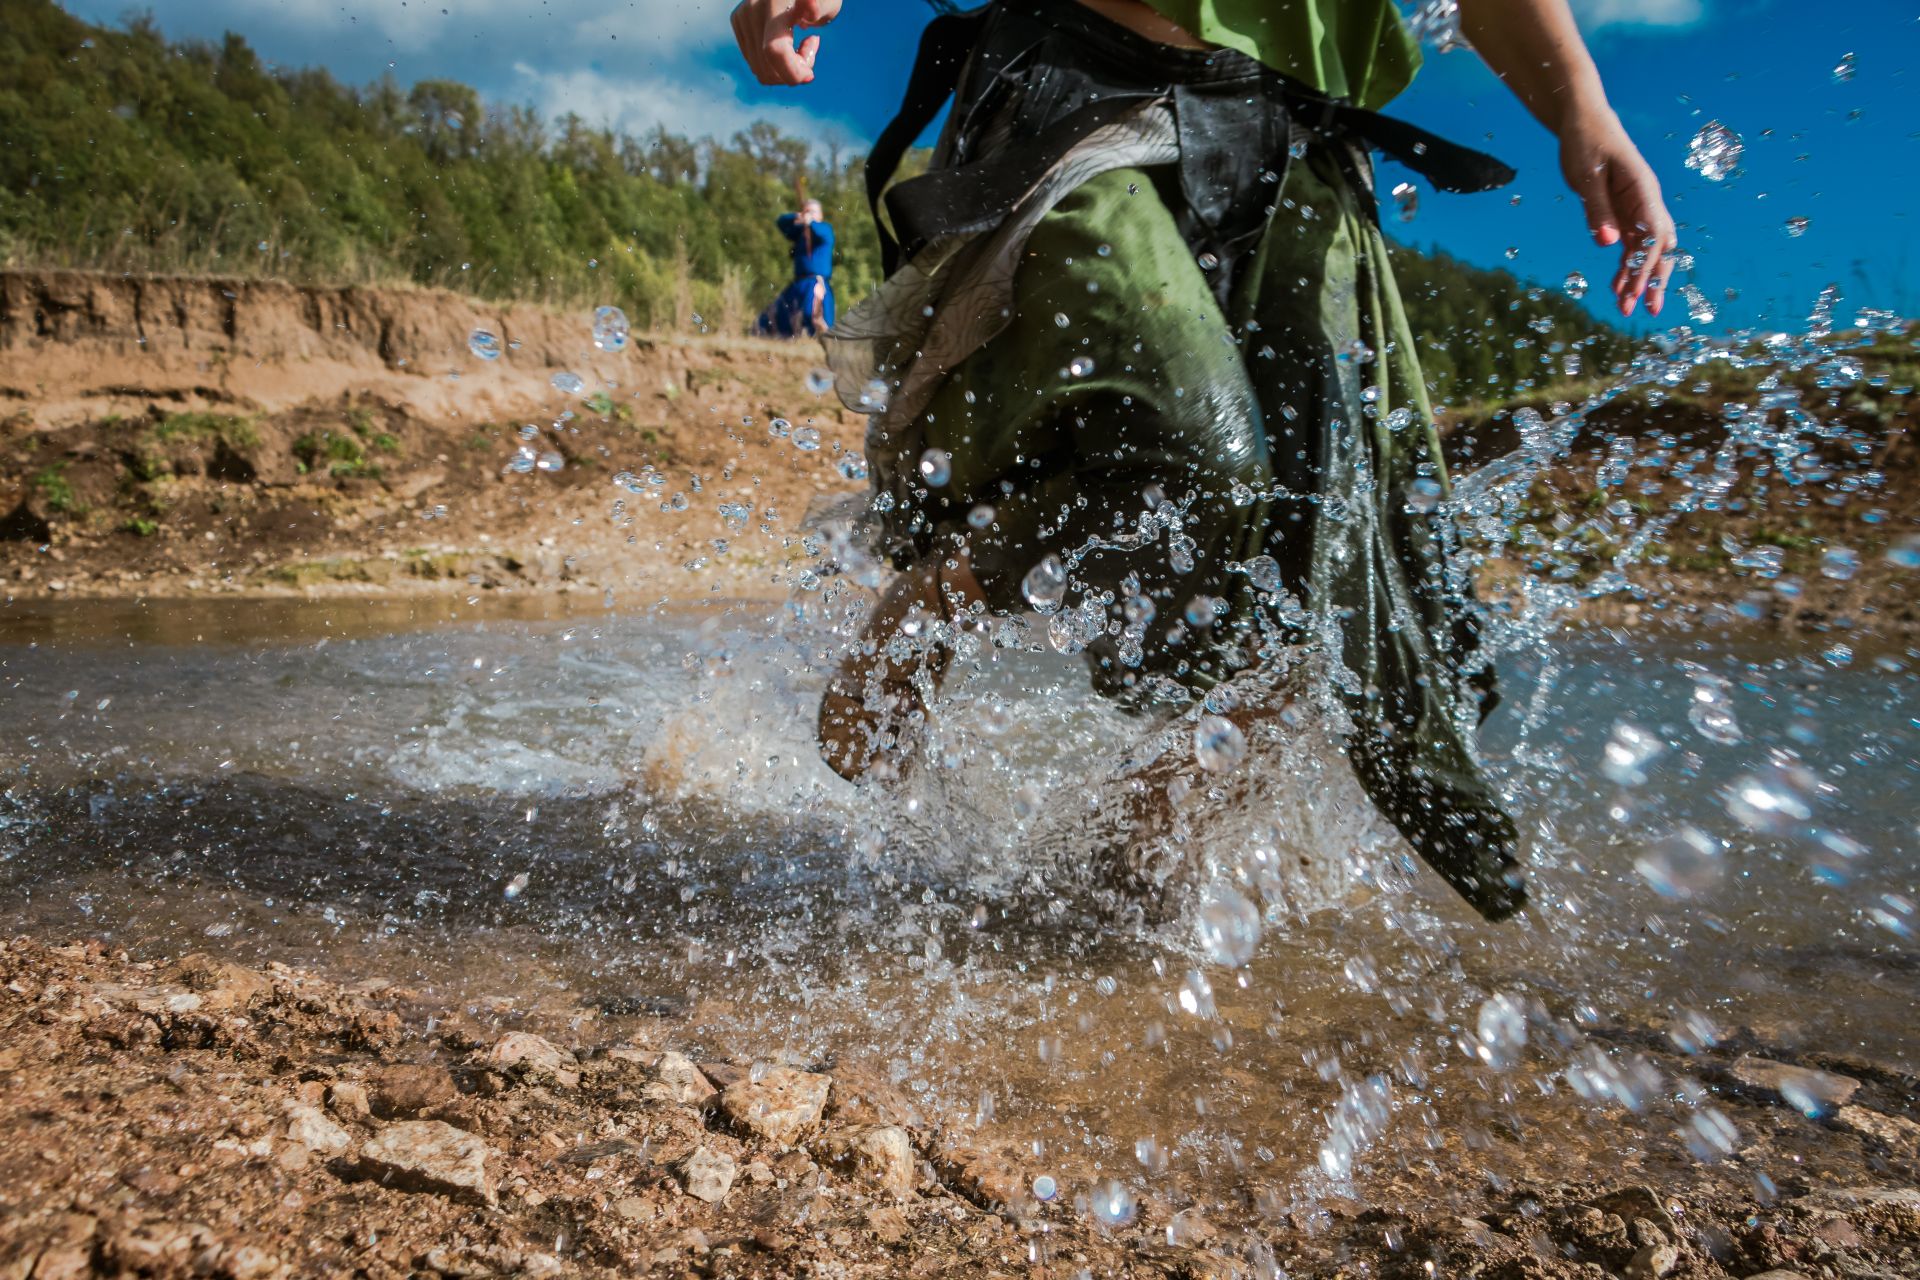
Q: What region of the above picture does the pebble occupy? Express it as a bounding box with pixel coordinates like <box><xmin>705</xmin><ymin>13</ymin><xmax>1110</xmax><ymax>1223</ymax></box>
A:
<box><xmin>719</xmin><ymin>1066</ymin><xmax>831</xmax><ymax>1146</ymax></box>
<box><xmin>283</xmin><ymin>1102</ymin><xmax>352</xmax><ymax>1156</ymax></box>
<box><xmin>326</xmin><ymin>1081</ymin><xmax>371</xmax><ymax>1121</ymax></box>
<box><xmin>813</xmin><ymin>1124</ymin><xmax>917</xmax><ymax>1198</ymax></box>
<box><xmin>1742</xmin><ymin>1272</ymin><xmax>1811</xmax><ymax>1280</ymax></box>
<box><xmin>1728</xmin><ymin>1056</ymin><xmax>1859</xmax><ymax>1115</ymax></box>
<box><xmin>171</xmin><ymin>954</ymin><xmax>270</xmax><ymax>1010</ymax></box>
<box><xmin>1625</xmin><ymin>1242</ymin><xmax>1680</xmax><ymax>1279</ymax></box>
<box><xmin>485</xmin><ymin>1032</ymin><xmax>580</xmax><ymax>1087</ymax></box>
<box><xmin>357</xmin><ymin>1120</ymin><xmax>498</xmax><ymax>1207</ymax></box>
<box><xmin>675</xmin><ymin>1147</ymin><xmax>737</xmax><ymax>1204</ymax></box>
<box><xmin>1832</xmin><ymin>1105</ymin><xmax>1920</xmax><ymax>1150</ymax></box>
<box><xmin>642</xmin><ymin>1050</ymin><xmax>715</xmax><ymax>1106</ymax></box>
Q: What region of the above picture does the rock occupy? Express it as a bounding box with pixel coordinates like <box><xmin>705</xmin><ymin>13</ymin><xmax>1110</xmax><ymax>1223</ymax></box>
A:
<box><xmin>358</xmin><ymin>1120</ymin><xmax>498</xmax><ymax>1207</ymax></box>
<box><xmin>1728</xmin><ymin>1055</ymin><xmax>1859</xmax><ymax>1115</ymax></box>
<box><xmin>701</xmin><ymin>1062</ymin><xmax>751</xmax><ymax>1090</ymax></box>
<box><xmin>1625</xmin><ymin>1242</ymin><xmax>1679</xmax><ymax>1279</ymax></box>
<box><xmin>813</xmin><ymin>1124</ymin><xmax>917</xmax><ymax>1198</ymax></box>
<box><xmin>865</xmin><ymin>1206</ymin><xmax>909</xmax><ymax>1246</ymax></box>
<box><xmin>642</xmin><ymin>1050</ymin><xmax>715</xmax><ymax>1106</ymax></box>
<box><xmin>931</xmin><ymin>1146</ymin><xmax>1027</xmax><ymax>1212</ymax></box>
<box><xmin>283</xmin><ymin>1102</ymin><xmax>352</xmax><ymax>1156</ymax></box>
<box><xmin>613</xmin><ymin>1196</ymin><xmax>655</xmax><ymax>1223</ymax></box>
<box><xmin>1590</xmin><ymin>1186</ymin><xmax>1678</xmax><ymax>1238</ymax></box>
<box><xmin>1741</xmin><ymin>1272</ymin><xmax>1811</xmax><ymax>1280</ymax></box>
<box><xmin>719</xmin><ymin>1066</ymin><xmax>831</xmax><ymax>1146</ymax></box>
<box><xmin>367</xmin><ymin>1063</ymin><xmax>458</xmax><ymax>1119</ymax></box>
<box><xmin>327</xmin><ymin>1081</ymin><xmax>371</xmax><ymax>1121</ymax></box>
<box><xmin>171</xmin><ymin>953</ymin><xmax>271</xmax><ymax>1011</ymax></box>
<box><xmin>485</xmin><ymin>1032</ymin><xmax>579</xmax><ymax>1087</ymax></box>
<box><xmin>1832</xmin><ymin>1105</ymin><xmax>1920</xmax><ymax>1149</ymax></box>
<box><xmin>675</xmin><ymin>1147</ymin><xmax>737</xmax><ymax>1204</ymax></box>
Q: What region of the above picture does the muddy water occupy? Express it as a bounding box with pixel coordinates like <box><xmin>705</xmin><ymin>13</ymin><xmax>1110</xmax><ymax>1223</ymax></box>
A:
<box><xmin>0</xmin><ymin>597</ymin><xmax>1913</xmax><ymax>1221</ymax></box>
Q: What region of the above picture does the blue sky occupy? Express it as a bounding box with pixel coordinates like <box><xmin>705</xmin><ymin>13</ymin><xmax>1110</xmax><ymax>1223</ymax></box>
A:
<box><xmin>59</xmin><ymin>1</ymin><xmax>1920</xmax><ymax>331</ymax></box>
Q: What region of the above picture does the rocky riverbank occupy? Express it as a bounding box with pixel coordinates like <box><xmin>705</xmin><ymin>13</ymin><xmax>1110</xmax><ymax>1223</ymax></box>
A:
<box><xmin>4</xmin><ymin>936</ymin><xmax>1917</xmax><ymax>1279</ymax></box>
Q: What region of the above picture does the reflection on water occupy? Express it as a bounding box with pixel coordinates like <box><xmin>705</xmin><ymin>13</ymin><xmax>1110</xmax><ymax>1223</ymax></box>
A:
<box><xmin>0</xmin><ymin>597</ymin><xmax>1912</xmax><ymax>1217</ymax></box>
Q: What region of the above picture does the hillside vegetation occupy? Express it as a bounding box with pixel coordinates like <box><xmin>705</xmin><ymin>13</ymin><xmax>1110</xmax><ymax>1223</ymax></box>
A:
<box><xmin>0</xmin><ymin>0</ymin><xmax>1630</xmax><ymax>405</ymax></box>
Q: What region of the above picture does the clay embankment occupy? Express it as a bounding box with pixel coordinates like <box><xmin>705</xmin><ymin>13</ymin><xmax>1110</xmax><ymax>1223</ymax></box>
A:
<box><xmin>0</xmin><ymin>270</ymin><xmax>861</xmax><ymax>599</ymax></box>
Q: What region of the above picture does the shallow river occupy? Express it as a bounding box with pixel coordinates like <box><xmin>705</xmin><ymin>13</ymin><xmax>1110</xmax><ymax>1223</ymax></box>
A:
<box><xmin>0</xmin><ymin>594</ymin><xmax>1913</xmax><ymax>1219</ymax></box>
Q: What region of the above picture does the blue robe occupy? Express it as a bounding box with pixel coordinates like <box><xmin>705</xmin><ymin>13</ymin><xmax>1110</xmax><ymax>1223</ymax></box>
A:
<box><xmin>757</xmin><ymin>214</ymin><xmax>836</xmax><ymax>338</ymax></box>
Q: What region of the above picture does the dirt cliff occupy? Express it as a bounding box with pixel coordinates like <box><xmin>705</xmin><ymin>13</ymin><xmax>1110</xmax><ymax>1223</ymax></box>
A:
<box><xmin>0</xmin><ymin>270</ymin><xmax>862</xmax><ymax>600</ymax></box>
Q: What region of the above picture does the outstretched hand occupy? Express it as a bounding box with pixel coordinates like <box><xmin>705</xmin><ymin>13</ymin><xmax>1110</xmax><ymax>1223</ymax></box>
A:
<box><xmin>731</xmin><ymin>0</ymin><xmax>843</xmax><ymax>86</ymax></box>
<box><xmin>1559</xmin><ymin>109</ymin><xmax>1677</xmax><ymax>318</ymax></box>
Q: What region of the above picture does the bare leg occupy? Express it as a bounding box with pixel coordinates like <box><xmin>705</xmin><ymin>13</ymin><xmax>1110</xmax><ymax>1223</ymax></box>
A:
<box><xmin>817</xmin><ymin>555</ymin><xmax>985</xmax><ymax>781</ymax></box>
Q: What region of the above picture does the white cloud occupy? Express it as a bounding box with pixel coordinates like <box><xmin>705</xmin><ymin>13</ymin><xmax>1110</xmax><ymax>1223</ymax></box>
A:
<box><xmin>1571</xmin><ymin>0</ymin><xmax>1705</xmax><ymax>29</ymax></box>
<box><xmin>170</xmin><ymin>0</ymin><xmax>735</xmax><ymax>57</ymax></box>
<box><xmin>513</xmin><ymin>62</ymin><xmax>863</xmax><ymax>150</ymax></box>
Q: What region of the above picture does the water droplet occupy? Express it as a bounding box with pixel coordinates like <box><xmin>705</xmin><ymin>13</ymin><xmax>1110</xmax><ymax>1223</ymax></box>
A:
<box><xmin>1634</xmin><ymin>825</ymin><xmax>1722</xmax><ymax>898</ymax></box>
<box><xmin>1405</xmin><ymin>478</ymin><xmax>1443</xmax><ymax>513</ymax></box>
<box><xmin>1888</xmin><ymin>537</ymin><xmax>1920</xmax><ymax>569</ymax></box>
<box><xmin>1090</xmin><ymin>1179</ymin><xmax>1138</xmax><ymax>1228</ymax></box>
<box><xmin>1832</xmin><ymin>51</ymin><xmax>1856</xmax><ymax>83</ymax></box>
<box><xmin>1022</xmin><ymin>555</ymin><xmax>1069</xmax><ymax>613</ymax></box>
<box><xmin>1784</xmin><ymin>216</ymin><xmax>1810</xmax><ymax>238</ymax></box>
<box><xmin>806</xmin><ymin>367</ymin><xmax>834</xmax><ymax>395</ymax></box>
<box><xmin>1391</xmin><ymin>181</ymin><xmax>1418</xmax><ymax>222</ymax></box>
<box><xmin>768</xmin><ymin>417</ymin><xmax>792</xmax><ymax>439</ymax></box>
<box><xmin>1680</xmin><ymin>283</ymin><xmax>1717</xmax><ymax>325</ymax></box>
<box><xmin>1068</xmin><ymin>356</ymin><xmax>1095</xmax><ymax>378</ymax></box>
<box><xmin>591</xmin><ymin>305</ymin><xmax>629</xmax><ymax>352</ymax></box>
<box><xmin>1193</xmin><ymin>716</ymin><xmax>1246</xmax><ymax>772</ymax></box>
<box><xmin>918</xmin><ymin>448</ymin><xmax>952</xmax><ymax>487</ymax></box>
<box><xmin>1687</xmin><ymin>672</ymin><xmax>1742</xmax><ymax>745</ymax></box>
<box><xmin>1053</xmin><ymin>312</ymin><xmax>1071</xmax><ymax>329</ymax></box>
<box><xmin>535</xmin><ymin>451</ymin><xmax>565</xmax><ymax>473</ymax></box>
<box><xmin>1243</xmin><ymin>555</ymin><xmax>1282</xmax><ymax>593</ymax></box>
<box><xmin>967</xmin><ymin>503</ymin><xmax>996</xmax><ymax>530</ymax></box>
<box><xmin>792</xmin><ymin>425</ymin><xmax>822</xmax><ymax>451</ymax></box>
<box><xmin>1196</xmin><ymin>252</ymin><xmax>1220</xmax><ymax>272</ymax></box>
<box><xmin>1602</xmin><ymin>721</ymin><xmax>1665</xmax><ymax>786</ymax></box>
<box><xmin>837</xmin><ymin>455</ymin><xmax>869</xmax><ymax>481</ymax></box>
<box><xmin>467</xmin><ymin>329</ymin><xmax>502</xmax><ymax>361</ymax></box>
<box><xmin>1475</xmin><ymin>993</ymin><xmax>1529</xmax><ymax>1069</ymax></box>
<box><xmin>1183</xmin><ymin>595</ymin><xmax>1219</xmax><ymax>627</ymax></box>
<box><xmin>1197</xmin><ymin>887</ymin><xmax>1261</xmax><ymax>967</ymax></box>
<box><xmin>1563</xmin><ymin>270</ymin><xmax>1589</xmax><ymax>300</ymax></box>
<box><xmin>504</xmin><ymin>872</ymin><xmax>530</xmax><ymax>900</ymax></box>
<box><xmin>1033</xmin><ymin>1175</ymin><xmax>1058</xmax><ymax>1202</ymax></box>
<box><xmin>1684</xmin><ymin>120</ymin><xmax>1744</xmax><ymax>182</ymax></box>
<box><xmin>1820</xmin><ymin>547</ymin><xmax>1859</xmax><ymax>580</ymax></box>
<box><xmin>550</xmin><ymin>371</ymin><xmax>585</xmax><ymax>395</ymax></box>
<box><xmin>1385</xmin><ymin>406</ymin><xmax>1414</xmax><ymax>432</ymax></box>
<box><xmin>858</xmin><ymin>379</ymin><xmax>891</xmax><ymax>414</ymax></box>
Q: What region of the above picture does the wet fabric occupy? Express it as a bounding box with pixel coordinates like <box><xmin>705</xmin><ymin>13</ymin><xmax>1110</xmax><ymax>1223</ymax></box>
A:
<box><xmin>1137</xmin><ymin>0</ymin><xmax>1420</xmax><ymax>109</ymax></box>
<box><xmin>829</xmin><ymin>0</ymin><xmax>1525</xmax><ymax>919</ymax></box>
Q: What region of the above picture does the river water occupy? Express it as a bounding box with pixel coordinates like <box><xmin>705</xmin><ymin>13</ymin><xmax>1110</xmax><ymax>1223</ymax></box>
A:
<box><xmin>0</xmin><ymin>591</ymin><xmax>1912</xmax><ymax>1222</ymax></box>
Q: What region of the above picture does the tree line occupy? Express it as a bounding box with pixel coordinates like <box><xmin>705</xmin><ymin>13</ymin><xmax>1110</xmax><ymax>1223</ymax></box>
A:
<box><xmin>0</xmin><ymin>0</ymin><xmax>1627</xmax><ymax>405</ymax></box>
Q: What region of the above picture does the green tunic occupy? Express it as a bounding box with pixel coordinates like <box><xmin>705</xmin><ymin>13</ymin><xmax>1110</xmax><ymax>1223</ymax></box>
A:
<box><xmin>1138</xmin><ymin>0</ymin><xmax>1421</xmax><ymax>109</ymax></box>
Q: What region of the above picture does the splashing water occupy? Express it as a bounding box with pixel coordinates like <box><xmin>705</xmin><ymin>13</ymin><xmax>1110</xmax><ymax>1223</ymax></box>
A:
<box><xmin>1685</xmin><ymin>120</ymin><xmax>1744</xmax><ymax>181</ymax></box>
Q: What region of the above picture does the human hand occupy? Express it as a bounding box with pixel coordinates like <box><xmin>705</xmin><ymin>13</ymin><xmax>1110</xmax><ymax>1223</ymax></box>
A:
<box><xmin>731</xmin><ymin>0</ymin><xmax>843</xmax><ymax>86</ymax></box>
<box><xmin>1559</xmin><ymin>108</ymin><xmax>1677</xmax><ymax>317</ymax></box>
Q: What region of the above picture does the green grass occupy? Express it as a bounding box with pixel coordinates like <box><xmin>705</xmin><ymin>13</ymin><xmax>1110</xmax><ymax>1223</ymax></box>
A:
<box><xmin>293</xmin><ymin>430</ymin><xmax>379</xmax><ymax>478</ymax></box>
<box><xmin>121</xmin><ymin>516</ymin><xmax>158</xmax><ymax>537</ymax></box>
<box><xmin>582</xmin><ymin>391</ymin><xmax>633</xmax><ymax>423</ymax></box>
<box><xmin>31</xmin><ymin>462</ymin><xmax>81</xmax><ymax>513</ymax></box>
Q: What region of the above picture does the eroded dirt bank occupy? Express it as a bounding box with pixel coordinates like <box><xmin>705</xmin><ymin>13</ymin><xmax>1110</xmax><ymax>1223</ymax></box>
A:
<box><xmin>0</xmin><ymin>270</ymin><xmax>861</xmax><ymax>602</ymax></box>
<box><xmin>4</xmin><ymin>937</ymin><xmax>1918</xmax><ymax>1279</ymax></box>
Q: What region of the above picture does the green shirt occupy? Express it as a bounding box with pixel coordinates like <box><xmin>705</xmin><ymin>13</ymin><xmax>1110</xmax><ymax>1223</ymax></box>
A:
<box><xmin>1137</xmin><ymin>0</ymin><xmax>1422</xmax><ymax>109</ymax></box>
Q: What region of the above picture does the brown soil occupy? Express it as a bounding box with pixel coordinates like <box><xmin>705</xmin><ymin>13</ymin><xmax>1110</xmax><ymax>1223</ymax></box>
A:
<box><xmin>5</xmin><ymin>937</ymin><xmax>1919</xmax><ymax>1279</ymax></box>
<box><xmin>0</xmin><ymin>270</ymin><xmax>861</xmax><ymax>602</ymax></box>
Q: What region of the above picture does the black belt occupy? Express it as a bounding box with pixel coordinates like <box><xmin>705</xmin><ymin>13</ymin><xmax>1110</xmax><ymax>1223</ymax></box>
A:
<box><xmin>867</xmin><ymin>0</ymin><xmax>1515</xmax><ymax>280</ymax></box>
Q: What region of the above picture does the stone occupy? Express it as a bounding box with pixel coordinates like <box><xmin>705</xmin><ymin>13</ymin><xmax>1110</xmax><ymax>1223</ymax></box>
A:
<box><xmin>327</xmin><ymin>1081</ymin><xmax>372</xmax><ymax>1121</ymax></box>
<box><xmin>1741</xmin><ymin>1272</ymin><xmax>1811</xmax><ymax>1280</ymax></box>
<box><xmin>675</xmin><ymin>1147</ymin><xmax>737</xmax><ymax>1204</ymax></box>
<box><xmin>1625</xmin><ymin>1242</ymin><xmax>1679</xmax><ymax>1279</ymax></box>
<box><xmin>367</xmin><ymin>1064</ymin><xmax>457</xmax><ymax>1119</ymax></box>
<box><xmin>283</xmin><ymin>1103</ymin><xmax>352</xmax><ymax>1156</ymax></box>
<box><xmin>1728</xmin><ymin>1055</ymin><xmax>1859</xmax><ymax>1115</ymax></box>
<box><xmin>358</xmin><ymin>1120</ymin><xmax>498</xmax><ymax>1207</ymax></box>
<box><xmin>613</xmin><ymin>1196</ymin><xmax>655</xmax><ymax>1223</ymax></box>
<box><xmin>1589</xmin><ymin>1186</ymin><xmax>1678</xmax><ymax>1238</ymax></box>
<box><xmin>642</xmin><ymin>1050</ymin><xmax>715</xmax><ymax>1106</ymax></box>
<box><xmin>813</xmin><ymin>1124</ymin><xmax>917</xmax><ymax>1197</ymax></box>
<box><xmin>931</xmin><ymin>1146</ymin><xmax>1027</xmax><ymax>1212</ymax></box>
<box><xmin>719</xmin><ymin>1067</ymin><xmax>831</xmax><ymax>1147</ymax></box>
<box><xmin>1833</xmin><ymin>1105</ymin><xmax>1920</xmax><ymax>1149</ymax></box>
<box><xmin>171</xmin><ymin>953</ymin><xmax>271</xmax><ymax>1011</ymax></box>
<box><xmin>485</xmin><ymin>1032</ymin><xmax>579</xmax><ymax>1088</ymax></box>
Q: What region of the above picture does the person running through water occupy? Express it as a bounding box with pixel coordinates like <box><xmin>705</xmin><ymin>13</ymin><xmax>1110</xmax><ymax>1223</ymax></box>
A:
<box><xmin>756</xmin><ymin>197</ymin><xmax>837</xmax><ymax>337</ymax></box>
<box><xmin>730</xmin><ymin>0</ymin><xmax>1676</xmax><ymax>921</ymax></box>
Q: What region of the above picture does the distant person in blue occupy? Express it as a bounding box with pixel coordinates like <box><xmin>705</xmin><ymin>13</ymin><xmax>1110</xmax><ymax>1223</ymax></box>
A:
<box><xmin>756</xmin><ymin>198</ymin><xmax>835</xmax><ymax>338</ymax></box>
